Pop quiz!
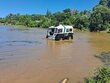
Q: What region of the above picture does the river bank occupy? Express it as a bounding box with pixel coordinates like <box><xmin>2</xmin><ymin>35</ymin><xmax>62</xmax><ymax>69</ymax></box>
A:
<box><xmin>85</xmin><ymin>52</ymin><xmax>110</xmax><ymax>83</ymax></box>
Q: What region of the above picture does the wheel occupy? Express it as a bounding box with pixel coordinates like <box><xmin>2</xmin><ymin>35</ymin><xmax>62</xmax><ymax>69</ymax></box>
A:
<box><xmin>55</xmin><ymin>36</ymin><xmax>60</xmax><ymax>41</ymax></box>
<box><xmin>60</xmin><ymin>38</ymin><xmax>64</xmax><ymax>41</ymax></box>
<box><xmin>46</xmin><ymin>35</ymin><xmax>48</xmax><ymax>38</ymax></box>
<box><xmin>71</xmin><ymin>35</ymin><xmax>73</xmax><ymax>39</ymax></box>
<box><xmin>68</xmin><ymin>36</ymin><xmax>71</xmax><ymax>40</ymax></box>
<box><xmin>68</xmin><ymin>35</ymin><xmax>73</xmax><ymax>40</ymax></box>
<box><xmin>55</xmin><ymin>34</ymin><xmax>64</xmax><ymax>41</ymax></box>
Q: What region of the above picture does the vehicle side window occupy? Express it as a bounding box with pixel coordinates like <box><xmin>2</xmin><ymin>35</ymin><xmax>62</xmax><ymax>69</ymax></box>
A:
<box><xmin>66</xmin><ymin>28</ymin><xmax>72</xmax><ymax>32</ymax></box>
<box><xmin>54</xmin><ymin>28</ymin><xmax>57</xmax><ymax>33</ymax></box>
<box><xmin>70</xmin><ymin>29</ymin><xmax>72</xmax><ymax>32</ymax></box>
<box><xmin>58</xmin><ymin>29</ymin><xmax>62</xmax><ymax>33</ymax></box>
<box><xmin>66</xmin><ymin>29</ymin><xmax>70</xmax><ymax>32</ymax></box>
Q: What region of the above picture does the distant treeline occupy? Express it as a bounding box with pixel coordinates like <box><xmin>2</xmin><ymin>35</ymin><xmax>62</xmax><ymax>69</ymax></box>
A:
<box><xmin>0</xmin><ymin>0</ymin><xmax>110</xmax><ymax>32</ymax></box>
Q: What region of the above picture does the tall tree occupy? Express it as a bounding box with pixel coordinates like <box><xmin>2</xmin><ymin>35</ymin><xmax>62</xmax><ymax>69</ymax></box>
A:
<box><xmin>107</xmin><ymin>0</ymin><xmax>110</xmax><ymax>7</ymax></box>
<box><xmin>46</xmin><ymin>9</ymin><xmax>52</xmax><ymax>19</ymax></box>
<box><xmin>99</xmin><ymin>0</ymin><xmax>108</xmax><ymax>6</ymax></box>
<box><xmin>90</xmin><ymin>5</ymin><xmax>110</xmax><ymax>31</ymax></box>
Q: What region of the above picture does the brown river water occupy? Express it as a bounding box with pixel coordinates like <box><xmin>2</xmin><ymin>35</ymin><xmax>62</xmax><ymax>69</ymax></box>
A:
<box><xmin>0</xmin><ymin>26</ymin><xmax>110</xmax><ymax>83</ymax></box>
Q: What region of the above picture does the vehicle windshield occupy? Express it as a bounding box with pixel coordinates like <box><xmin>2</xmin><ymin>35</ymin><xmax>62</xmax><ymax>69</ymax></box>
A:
<box><xmin>51</xmin><ymin>28</ymin><xmax>55</xmax><ymax>33</ymax></box>
<box><xmin>48</xmin><ymin>28</ymin><xmax>57</xmax><ymax>33</ymax></box>
<box><xmin>47</xmin><ymin>28</ymin><xmax>55</xmax><ymax>35</ymax></box>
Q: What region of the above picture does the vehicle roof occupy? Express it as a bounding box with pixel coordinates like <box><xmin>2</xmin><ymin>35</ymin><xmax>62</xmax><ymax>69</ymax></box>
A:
<box><xmin>49</xmin><ymin>26</ymin><xmax>54</xmax><ymax>28</ymax></box>
<box><xmin>49</xmin><ymin>25</ymin><xmax>73</xmax><ymax>29</ymax></box>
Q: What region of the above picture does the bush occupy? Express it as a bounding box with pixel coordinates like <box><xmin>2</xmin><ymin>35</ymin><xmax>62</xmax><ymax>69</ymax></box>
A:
<box><xmin>85</xmin><ymin>66</ymin><xmax>110</xmax><ymax>83</ymax></box>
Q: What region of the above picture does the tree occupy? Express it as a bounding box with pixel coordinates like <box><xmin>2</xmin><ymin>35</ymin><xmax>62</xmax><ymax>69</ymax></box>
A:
<box><xmin>63</xmin><ymin>8</ymin><xmax>72</xmax><ymax>22</ymax></box>
<box><xmin>99</xmin><ymin>0</ymin><xmax>108</xmax><ymax>6</ymax></box>
<box><xmin>107</xmin><ymin>0</ymin><xmax>110</xmax><ymax>7</ymax></box>
<box><xmin>72</xmin><ymin>10</ymin><xmax>90</xmax><ymax>30</ymax></box>
<box><xmin>46</xmin><ymin>9</ymin><xmax>52</xmax><ymax>19</ymax></box>
<box><xmin>0</xmin><ymin>18</ymin><xmax>2</xmax><ymax>23</ymax></box>
<box><xmin>53</xmin><ymin>12</ymin><xmax>65</xmax><ymax>22</ymax></box>
<box><xmin>75</xmin><ymin>15</ymin><xmax>90</xmax><ymax>30</ymax></box>
<box><xmin>90</xmin><ymin>5</ymin><xmax>110</xmax><ymax>31</ymax></box>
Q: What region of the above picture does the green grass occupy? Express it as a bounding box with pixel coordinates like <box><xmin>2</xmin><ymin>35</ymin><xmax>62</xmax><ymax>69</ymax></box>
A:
<box><xmin>85</xmin><ymin>66</ymin><xmax>110</xmax><ymax>83</ymax></box>
<box><xmin>85</xmin><ymin>52</ymin><xmax>110</xmax><ymax>83</ymax></box>
<box><xmin>107</xmin><ymin>31</ymin><xmax>110</xmax><ymax>33</ymax></box>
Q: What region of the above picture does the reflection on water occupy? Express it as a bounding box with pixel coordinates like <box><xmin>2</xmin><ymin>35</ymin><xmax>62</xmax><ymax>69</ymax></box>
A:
<box><xmin>46</xmin><ymin>40</ymin><xmax>73</xmax><ymax>51</ymax></box>
<box><xmin>46</xmin><ymin>40</ymin><xmax>74</xmax><ymax>58</ymax></box>
<box><xmin>0</xmin><ymin>26</ymin><xmax>110</xmax><ymax>83</ymax></box>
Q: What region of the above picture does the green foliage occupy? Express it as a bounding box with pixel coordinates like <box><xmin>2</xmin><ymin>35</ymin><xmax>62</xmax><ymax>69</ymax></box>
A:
<box><xmin>90</xmin><ymin>2</ymin><xmax>110</xmax><ymax>31</ymax></box>
<box><xmin>0</xmin><ymin>8</ymin><xmax>90</xmax><ymax>30</ymax></box>
<box><xmin>99</xmin><ymin>0</ymin><xmax>108</xmax><ymax>6</ymax></box>
<box><xmin>75</xmin><ymin>14</ymin><xmax>90</xmax><ymax>30</ymax></box>
<box><xmin>86</xmin><ymin>52</ymin><xmax>110</xmax><ymax>83</ymax></box>
<box><xmin>0</xmin><ymin>0</ymin><xmax>110</xmax><ymax>31</ymax></box>
<box><xmin>40</xmin><ymin>17</ymin><xmax>50</xmax><ymax>28</ymax></box>
<box><xmin>46</xmin><ymin>9</ymin><xmax>52</xmax><ymax>19</ymax></box>
<box><xmin>85</xmin><ymin>66</ymin><xmax>110</xmax><ymax>83</ymax></box>
<box><xmin>107</xmin><ymin>0</ymin><xmax>110</xmax><ymax>7</ymax></box>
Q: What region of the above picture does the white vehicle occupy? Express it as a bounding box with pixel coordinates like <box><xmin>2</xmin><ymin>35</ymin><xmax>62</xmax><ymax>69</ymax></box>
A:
<box><xmin>46</xmin><ymin>24</ymin><xmax>74</xmax><ymax>41</ymax></box>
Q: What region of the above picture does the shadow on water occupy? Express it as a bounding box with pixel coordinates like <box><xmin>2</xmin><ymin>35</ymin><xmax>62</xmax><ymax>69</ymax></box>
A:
<box><xmin>0</xmin><ymin>41</ymin><xmax>42</xmax><ymax>48</ymax></box>
<box><xmin>7</xmin><ymin>27</ymin><xmax>30</xmax><ymax>31</ymax></box>
<box><xmin>4</xmin><ymin>41</ymin><xmax>41</xmax><ymax>46</ymax></box>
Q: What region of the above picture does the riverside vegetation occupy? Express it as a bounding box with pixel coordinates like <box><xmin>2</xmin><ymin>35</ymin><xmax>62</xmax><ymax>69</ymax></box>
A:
<box><xmin>0</xmin><ymin>0</ymin><xmax>110</xmax><ymax>32</ymax></box>
<box><xmin>85</xmin><ymin>52</ymin><xmax>110</xmax><ymax>83</ymax></box>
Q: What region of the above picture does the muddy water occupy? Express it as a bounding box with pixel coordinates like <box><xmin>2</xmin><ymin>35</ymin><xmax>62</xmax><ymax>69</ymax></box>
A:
<box><xmin>89</xmin><ymin>32</ymin><xmax>110</xmax><ymax>53</ymax></box>
<box><xmin>0</xmin><ymin>26</ymin><xmax>110</xmax><ymax>83</ymax></box>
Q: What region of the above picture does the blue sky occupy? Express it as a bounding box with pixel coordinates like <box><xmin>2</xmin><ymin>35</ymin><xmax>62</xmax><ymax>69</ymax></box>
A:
<box><xmin>0</xmin><ymin>0</ymin><xmax>100</xmax><ymax>17</ymax></box>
